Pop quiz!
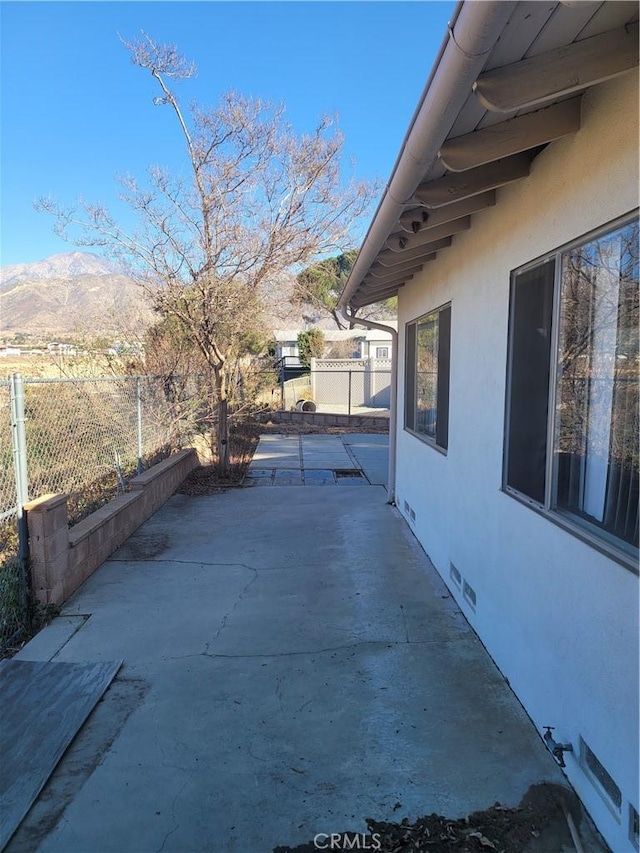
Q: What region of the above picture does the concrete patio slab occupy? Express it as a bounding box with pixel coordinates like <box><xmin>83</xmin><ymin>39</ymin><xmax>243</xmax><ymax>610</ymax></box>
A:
<box><xmin>248</xmin><ymin>434</ymin><xmax>384</xmax><ymax>484</ymax></box>
<box><xmin>301</xmin><ymin>436</ymin><xmax>355</xmax><ymax>471</ymax></box>
<box><xmin>249</xmin><ymin>436</ymin><xmax>301</xmax><ymax>470</ymax></box>
<box><xmin>6</xmin><ymin>471</ymin><xmax>587</xmax><ymax>853</ymax></box>
<box><xmin>343</xmin><ymin>434</ymin><xmax>389</xmax><ymax>486</ymax></box>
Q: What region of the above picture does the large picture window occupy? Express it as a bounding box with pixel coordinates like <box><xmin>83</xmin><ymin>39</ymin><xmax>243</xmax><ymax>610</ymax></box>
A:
<box><xmin>505</xmin><ymin>216</ymin><xmax>639</xmax><ymax>563</ymax></box>
<box><xmin>405</xmin><ymin>303</ymin><xmax>450</xmax><ymax>450</ymax></box>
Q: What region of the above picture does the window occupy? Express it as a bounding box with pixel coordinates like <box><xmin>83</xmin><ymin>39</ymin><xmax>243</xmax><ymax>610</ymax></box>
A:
<box><xmin>505</xmin><ymin>216</ymin><xmax>639</xmax><ymax>562</ymax></box>
<box><xmin>375</xmin><ymin>346</ymin><xmax>389</xmax><ymax>359</ymax></box>
<box><xmin>405</xmin><ymin>303</ymin><xmax>451</xmax><ymax>450</ymax></box>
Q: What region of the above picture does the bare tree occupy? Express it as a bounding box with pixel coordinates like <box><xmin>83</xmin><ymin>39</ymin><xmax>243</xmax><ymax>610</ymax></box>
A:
<box><xmin>37</xmin><ymin>34</ymin><xmax>374</xmax><ymax>470</ymax></box>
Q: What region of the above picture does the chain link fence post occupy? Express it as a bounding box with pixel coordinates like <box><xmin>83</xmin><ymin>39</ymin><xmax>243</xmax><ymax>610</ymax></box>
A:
<box><xmin>280</xmin><ymin>366</ymin><xmax>285</xmax><ymax>411</ymax></box>
<box><xmin>136</xmin><ymin>376</ymin><xmax>144</xmax><ymax>474</ymax></box>
<box><xmin>9</xmin><ymin>373</ymin><xmax>30</xmax><ymax>610</ymax></box>
<box><xmin>348</xmin><ymin>370</ymin><xmax>352</xmax><ymax>416</ymax></box>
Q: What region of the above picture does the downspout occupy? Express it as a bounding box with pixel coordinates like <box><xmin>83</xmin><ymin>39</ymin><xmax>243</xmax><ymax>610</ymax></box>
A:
<box><xmin>336</xmin><ymin>0</ymin><xmax>515</xmax><ymax>511</ymax></box>
<box><xmin>338</xmin><ymin>309</ymin><xmax>398</xmax><ymax>505</ymax></box>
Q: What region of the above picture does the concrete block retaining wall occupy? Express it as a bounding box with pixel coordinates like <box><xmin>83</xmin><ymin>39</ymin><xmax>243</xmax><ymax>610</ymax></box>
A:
<box><xmin>25</xmin><ymin>449</ymin><xmax>198</xmax><ymax>607</ymax></box>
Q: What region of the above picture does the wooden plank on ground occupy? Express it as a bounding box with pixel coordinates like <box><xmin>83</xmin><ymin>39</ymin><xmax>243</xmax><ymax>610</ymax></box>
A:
<box><xmin>0</xmin><ymin>658</ymin><xmax>122</xmax><ymax>850</ymax></box>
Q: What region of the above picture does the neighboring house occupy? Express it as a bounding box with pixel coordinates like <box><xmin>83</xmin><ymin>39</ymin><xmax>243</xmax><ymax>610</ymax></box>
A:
<box><xmin>273</xmin><ymin>325</ymin><xmax>396</xmax><ymax>366</ymax></box>
<box><xmin>360</xmin><ymin>326</ymin><xmax>396</xmax><ymax>360</ymax></box>
<box><xmin>338</xmin><ymin>4</ymin><xmax>638</xmax><ymax>852</ymax></box>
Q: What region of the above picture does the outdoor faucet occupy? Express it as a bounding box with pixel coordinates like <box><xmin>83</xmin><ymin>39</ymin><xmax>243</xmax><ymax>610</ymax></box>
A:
<box><xmin>543</xmin><ymin>726</ymin><xmax>574</xmax><ymax>768</ymax></box>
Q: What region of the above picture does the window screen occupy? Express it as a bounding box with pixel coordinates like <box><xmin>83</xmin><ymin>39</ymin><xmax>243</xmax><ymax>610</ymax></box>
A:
<box><xmin>505</xmin><ymin>260</ymin><xmax>555</xmax><ymax>503</ymax></box>
<box><xmin>405</xmin><ymin>304</ymin><xmax>450</xmax><ymax>451</ymax></box>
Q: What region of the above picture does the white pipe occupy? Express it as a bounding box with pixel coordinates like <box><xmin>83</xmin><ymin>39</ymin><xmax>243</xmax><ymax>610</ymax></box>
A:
<box><xmin>338</xmin><ymin>309</ymin><xmax>398</xmax><ymax>504</ymax></box>
<box><xmin>337</xmin><ymin>0</ymin><xmax>516</xmax><ymax>314</ymax></box>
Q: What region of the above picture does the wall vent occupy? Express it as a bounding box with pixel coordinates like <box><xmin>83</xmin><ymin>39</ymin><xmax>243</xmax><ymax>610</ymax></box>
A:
<box><xmin>403</xmin><ymin>500</ymin><xmax>416</xmax><ymax>523</ymax></box>
<box><xmin>580</xmin><ymin>737</ymin><xmax>622</xmax><ymax>812</ymax></box>
<box><xmin>630</xmin><ymin>805</ymin><xmax>639</xmax><ymax>850</ymax></box>
<box><xmin>462</xmin><ymin>580</ymin><xmax>476</xmax><ymax>610</ymax></box>
<box><xmin>449</xmin><ymin>562</ymin><xmax>462</xmax><ymax>588</ymax></box>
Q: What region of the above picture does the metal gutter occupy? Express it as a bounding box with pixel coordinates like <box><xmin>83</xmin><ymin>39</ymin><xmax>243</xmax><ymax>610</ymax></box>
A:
<box><xmin>338</xmin><ymin>309</ymin><xmax>398</xmax><ymax>504</ymax></box>
<box><xmin>337</xmin><ymin>0</ymin><xmax>516</xmax><ymax>314</ymax></box>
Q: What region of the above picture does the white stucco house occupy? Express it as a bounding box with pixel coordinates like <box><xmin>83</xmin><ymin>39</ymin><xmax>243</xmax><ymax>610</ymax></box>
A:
<box><xmin>273</xmin><ymin>325</ymin><xmax>396</xmax><ymax>366</ymax></box>
<box><xmin>339</xmin><ymin>3</ymin><xmax>638</xmax><ymax>852</ymax></box>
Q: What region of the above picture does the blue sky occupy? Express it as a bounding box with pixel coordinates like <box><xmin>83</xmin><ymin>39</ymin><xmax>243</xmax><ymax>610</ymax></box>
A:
<box><xmin>0</xmin><ymin>1</ymin><xmax>456</xmax><ymax>268</ymax></box>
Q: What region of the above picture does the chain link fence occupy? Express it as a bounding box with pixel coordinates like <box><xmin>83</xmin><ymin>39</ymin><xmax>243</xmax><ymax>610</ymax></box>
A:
<box><xmin>1</xmin><ymin>373</ymin><xmax>203</xmax><ymax>652</ymax></box>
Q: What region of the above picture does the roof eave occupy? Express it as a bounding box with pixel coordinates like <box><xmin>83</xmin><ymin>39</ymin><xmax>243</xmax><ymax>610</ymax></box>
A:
<box><xmin>337</xmin><ymin>0</ymin><xmax>517</xmax><ymax>312</ymax></box>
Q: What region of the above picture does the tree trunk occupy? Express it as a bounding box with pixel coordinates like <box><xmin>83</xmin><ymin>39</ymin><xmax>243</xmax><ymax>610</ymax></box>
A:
<box><xmin>214</xmin><ymin>367</ymin><xmax>230</xmax><ymax>473</ymax></box>
<box><xmin>217</xmin><ymin>397</ymin><xmax>229</xmax><ymax>472</ymax></box>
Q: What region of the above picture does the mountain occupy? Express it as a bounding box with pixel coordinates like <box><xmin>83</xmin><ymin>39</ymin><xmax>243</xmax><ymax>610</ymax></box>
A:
<box><xmin>0</xmin><ymin>252</ymin><xmax>151</xmax><ymax>339</ymax></box>
<box><xmin>0</xmin><ymin>251</ymin><xmax>396</xmax><ymax>342</ymax></box>
<box><xmin>0</xmin><ymin>252</ymin><xmax>121</xmax><ymax>290</ymax></box>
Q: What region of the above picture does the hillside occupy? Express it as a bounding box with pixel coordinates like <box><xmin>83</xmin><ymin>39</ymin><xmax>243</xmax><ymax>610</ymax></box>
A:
<box><xmin>0</xmin><ymin>252</ymin><xmax>151</xmax><ymax>340</ymax></box>
<box><xmin>0</xmin><ymin>251</ymin><xmax>396</xmax><ymax>343</ymax></box>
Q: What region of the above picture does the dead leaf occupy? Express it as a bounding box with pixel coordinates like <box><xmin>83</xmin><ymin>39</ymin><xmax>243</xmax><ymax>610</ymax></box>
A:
<box><xmin>468</xmin><ymin>831</ymin><xmax>497</xmax><ymax>849</ymax></box>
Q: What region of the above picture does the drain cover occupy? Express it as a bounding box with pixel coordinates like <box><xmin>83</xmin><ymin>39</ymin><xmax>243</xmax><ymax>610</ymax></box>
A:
<box><xmin>334</xmin><ymin>469</ymin><xmax>363</xmax><ymax>478</ymax></box>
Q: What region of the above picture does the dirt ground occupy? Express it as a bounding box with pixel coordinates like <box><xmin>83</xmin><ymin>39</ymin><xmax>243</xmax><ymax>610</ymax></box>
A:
<box><xmin>273</xmin><ymin>783</ymin><xmax>593</xmax><ymax>852</ymax></box>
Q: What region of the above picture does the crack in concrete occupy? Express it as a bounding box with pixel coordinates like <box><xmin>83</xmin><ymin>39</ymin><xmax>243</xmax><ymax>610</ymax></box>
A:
<box><xmin>44</xmin><ymin>615</ymin><xmax>91</xmax><ymax>663</ymax></box>
<box><xmin>205</xmin><ymin>566</ymin><xmax>259</xmax><ymax>650</ymax></box>
<box><xmin>108</xmin><ymin>559</ymin><xmax>264</xmax><ymax>570</ymax></box>
<box><xmin>247</xmin><ymin>740</ymin><xmax>269</xmax><ymax>763</ymax></box>
<box><xmin>155</xmin><ymin>772</ymin><xmax>193</xmax><ymax>853</ymax></box>
<box><xmin>199</xmin><ymin>638</ymin><xmax>437</xmax><ymax>660</ymax></box>
<box><xmin>399</xmin><ymin>604</ymin><xmax>410</xmax><ymax>644</ymax></box>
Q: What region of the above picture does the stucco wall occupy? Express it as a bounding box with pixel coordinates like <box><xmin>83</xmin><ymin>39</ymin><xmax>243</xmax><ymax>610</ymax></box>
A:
<box><xmin>395</xmin><ymin>72</ymin><xmax>639</xmax><ymax>853</ymax></box>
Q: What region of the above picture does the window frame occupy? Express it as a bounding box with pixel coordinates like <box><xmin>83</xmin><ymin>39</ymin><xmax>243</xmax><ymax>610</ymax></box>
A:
<box><xmin>375</xmin><ymin>346</ymin><xmax>389</xmax><ymax>359</ymax></box>
<box><xmin>503</xmin><ymin>211</ymin><xmax>639</xmax><ymax>572</ymax></box>
<box><xmin>404</xmin><ymin>301</ymin><xmax>451</xmax><ymax>453</ymax></box>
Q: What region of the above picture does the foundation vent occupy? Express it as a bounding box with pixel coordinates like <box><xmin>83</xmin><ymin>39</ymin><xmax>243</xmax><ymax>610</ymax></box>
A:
<box><xmin>449</xmin><ymin>562</ymin><xmax>462</xmax><ymax>588</ymax></box>
<box><xmin>403</xmin><ymin>500</ymin><xmax>416</xmax><ymax>523</ymax></box>
<box><xmin>580</xmin><ymin>737</ymin><xmax>621</xmax><ymax>812</ymax></box>
<box><xmin>630</xmin><ymin>805</ymin><xmax>639</xmax><ymax>850</ymax></box>
<box><xmin>462</xmin><ymin>580</ymin><xmax>477</xmax><ymax>610</ymax></box>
